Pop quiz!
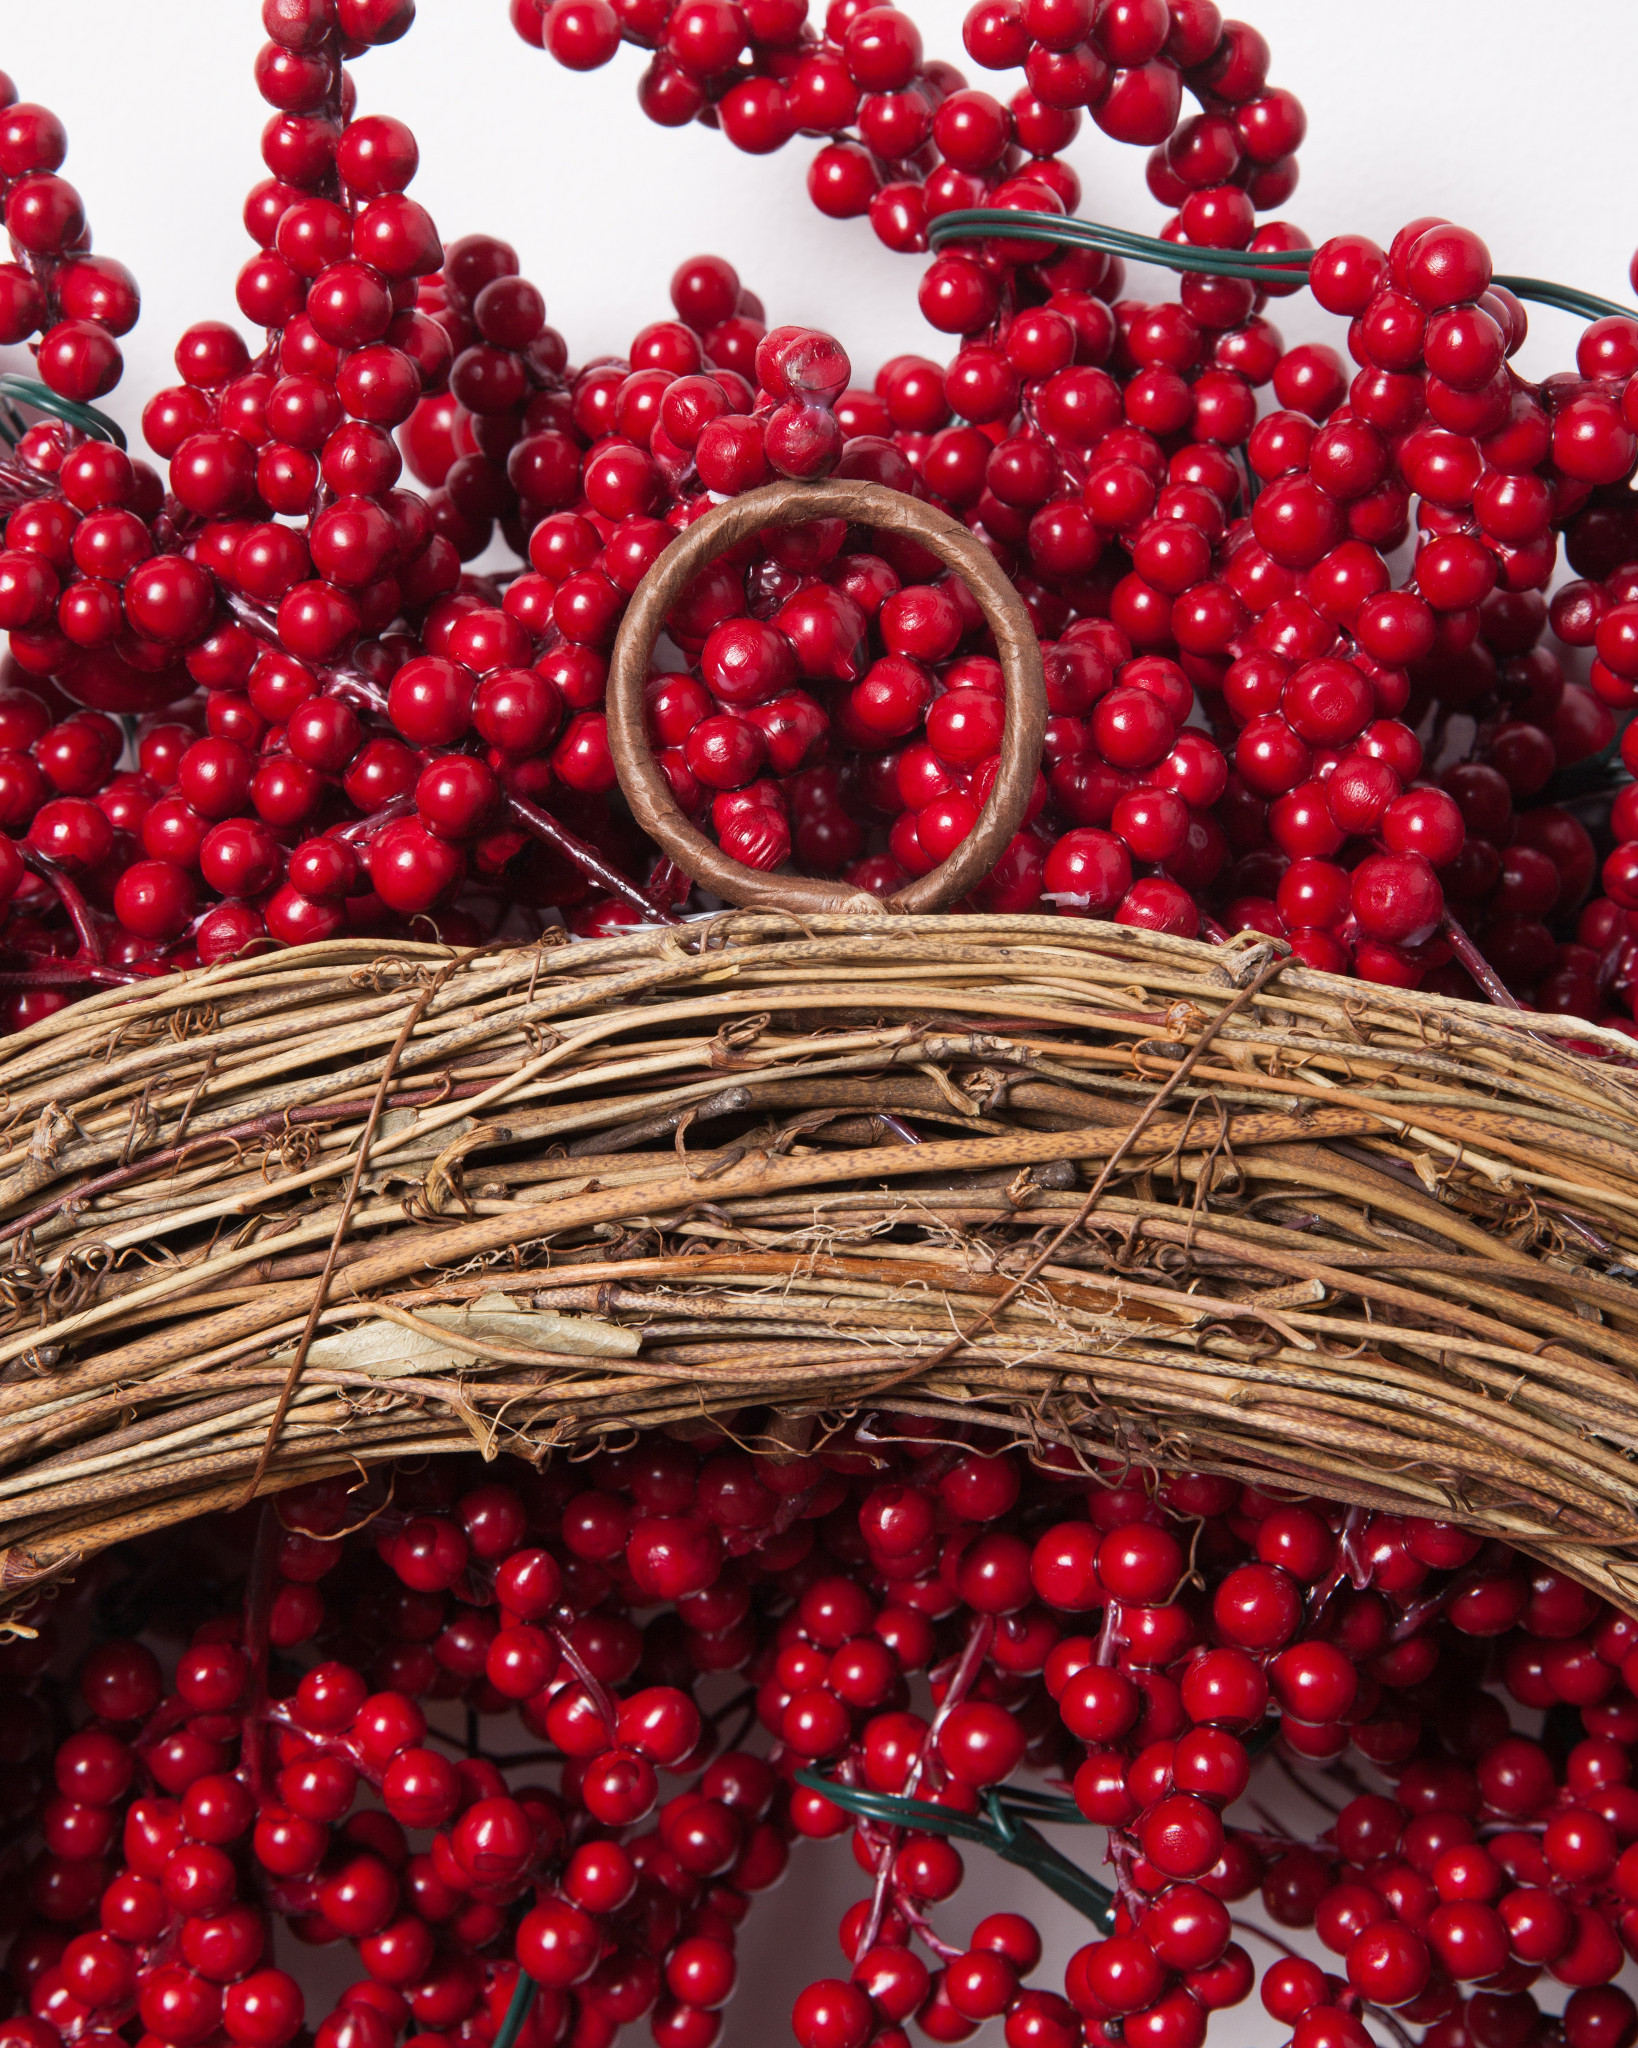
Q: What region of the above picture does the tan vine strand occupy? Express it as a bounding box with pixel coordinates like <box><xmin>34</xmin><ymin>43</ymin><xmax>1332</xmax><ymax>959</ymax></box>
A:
<box><xmin>240</xmin><ymin>981</ymin><xmax>433</xmax><ymax>1503</ymax></box>
<box><xmin>1</xmin><ymin>915</ymin><xmax>1637</xmax><ymax>1614</ymax></box>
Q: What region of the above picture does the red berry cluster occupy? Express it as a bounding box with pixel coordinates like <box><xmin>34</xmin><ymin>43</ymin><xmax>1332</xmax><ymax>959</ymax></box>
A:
<box><xmin>0</xmin><ymin>0</ymin><xmax>1632</xmax><ymax>1029</ymax></box>
<box><xmin>0</xmin><ymin>75</ymin><xmax>139</xmax><ymax>408</ymax></box>
<box><xmin>7</xmin><ymin>1441</ymin><xmax>1638</xmax><ymax>2048</ymax></box>
<box><xmin>511</xmin><ymin>0</ymin><xmax>1305</xmax><ymax>321</ymax></box>
<box><xmin>502</xmin><ymin>0</ymin><xmax>1638</xmax><ymax>1014</ymax></box>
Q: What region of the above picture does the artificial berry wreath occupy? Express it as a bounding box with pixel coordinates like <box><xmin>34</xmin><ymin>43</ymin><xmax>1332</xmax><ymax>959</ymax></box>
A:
<box><xmin>3</xmin><ymin>6</ymin><xmax>1638</xmax><ymax>2048</ymax></box>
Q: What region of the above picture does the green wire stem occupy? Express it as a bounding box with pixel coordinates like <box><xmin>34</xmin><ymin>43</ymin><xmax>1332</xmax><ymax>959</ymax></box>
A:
<box><xmin>925</xmin><ymin>213</ymin><xmax>1636</xmax><ymax>323</ymax></box>
<box><xmin>1491</xmin><ymin>275</ymin><xmax>1633</xmax><ymax>322</ymax></box>
<box><xmin>929</xmin><ymin>209</ymin><xmax>1309</xmax><ymax>284</ymax></box>
<box><xmin>0</xmin><ymin>374</ymin><xmax>125</xmax><ymax>450</ymax></box>
<box><xmin>795</xmin><ymin>1769</ymin><xmax>1117</xmax><ymax>1929</ymax></box>
<box><xmin>493</xmin><ymin>1972</ymin><xmax>538</xmax><ymax>2048</ymax></box>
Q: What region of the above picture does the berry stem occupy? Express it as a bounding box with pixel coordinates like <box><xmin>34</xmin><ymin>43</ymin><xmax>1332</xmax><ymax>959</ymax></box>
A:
<box><xmin>0</xmin><ymin>456</ymin><xmax>55</xmax><ymax>506</ymax></box>
<box><xmin>238</xmin><ymin>1502</ymin><xmax>279</xmax><ymax>1801</ymax></box>
<box><xmin>220</xmin><ymin>589</ymin><xmax>391</xmax><ymax>711</ymax></box>
<box><xmin>896</xmin><ymin>1898</ymin><xmax>963</xmax><ymax>1960</ymax></box>
<box><xmin>0</xmin><ymin>962</ymin><xmax>147</xmax><ymax>989</ymax></box>
<box><xmin>332</xmin><ymin>795</ymin><xmax>417</xmax><ymax>843</ymax></box>
<box><xmin>870</xmin><ymin>1611</ymin><xmax>992</xmax><ymax>1954</ymax></box>
<box><xmin>1230</xmin><ymin>1917</ymin><xmax>1303</xmax><ymax>1961</ymax></box>
<box><xmin>1361</xmin><ymin>2001</ymin><xmax>1417</xmax><ymax>2048</ymax></box>
<box><xmin>1439</xmin><ymin>910</ymin><xmax>1522</xmax><ymax>1010</ymax></box>
<box><xmin>505</xmin><ymin>793</ymin><xmax>680</xmax><ymax>924</ymax></box>
<box><xmin>25</xmin><ymin>852</ymin><xmax>105</xmax><ymax>962</ymax></box>
<box><xmin>922</xmin><ymin>1614</ymin><xmax>994</xmax><ymax>1775</ymax></box>
<box><xmin>1304</xmin><ymin>1503</ymin><xmax>1368</xmax><ymax>1624</ymax></box>
<box><xmin>551</xmin><ymin>1621</ymin><xmax>621</xmax><ymax>1731</ymax></box>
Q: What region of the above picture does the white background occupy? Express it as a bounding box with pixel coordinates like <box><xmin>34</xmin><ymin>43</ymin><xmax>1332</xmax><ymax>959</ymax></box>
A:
<box><xmin>5</xmin><ymin>3</ymin><xmax>1635</xmax><ymax>2042</ymax></box>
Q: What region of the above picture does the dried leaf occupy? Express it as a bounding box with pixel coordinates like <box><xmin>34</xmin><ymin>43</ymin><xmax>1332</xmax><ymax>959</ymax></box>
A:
<box><xmin>416</xmin><ymin>1301</ymin><xmax>639</xmax><ymax>1357</ymax></box>
<box><xmin>267</xmin><ymin>1299</ymin><xmax>638</xmax><ymax>1379</ymax></box>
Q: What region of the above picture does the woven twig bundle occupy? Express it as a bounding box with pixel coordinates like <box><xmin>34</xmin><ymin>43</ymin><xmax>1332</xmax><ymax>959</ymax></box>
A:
<box><xmin>1</xmin><ymin>914</ymin><xmax>1637</xmax><ymax>1617</ymax></box>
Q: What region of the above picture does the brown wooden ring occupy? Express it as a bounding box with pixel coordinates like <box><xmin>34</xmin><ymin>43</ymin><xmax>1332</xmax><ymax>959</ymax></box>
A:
<box><xmin>606</xmin><ymin>478</ymin><xmax>1047</xmax><ymax>914</ymax></box>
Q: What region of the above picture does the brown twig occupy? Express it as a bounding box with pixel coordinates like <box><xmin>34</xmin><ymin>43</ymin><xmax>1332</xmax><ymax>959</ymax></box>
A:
<box><xmin>239</xmin><ymin>983</ymin><xmax>433</xmax><ymax>1503</ymax></box>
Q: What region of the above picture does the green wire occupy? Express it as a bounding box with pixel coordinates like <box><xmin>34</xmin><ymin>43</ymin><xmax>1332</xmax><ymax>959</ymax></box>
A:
<box><xmin>794</xmin><ymin>1769</ymin><xmax>1117</xmax><ymax>1929</ymax></box>
<box><xmin>925</xmin><ymin>213</ymin><xmax>1638</xmax><ymax>325</ymax></box>
<box><xmin>1492</xmin><ymin>275</ymin><xmax>1633</xmax><ymax>322</ymax></box>
<box><xmin>492</xmin><ymin>1972</ymin><xmax>538</xmax><ymax>2048</ymax></box>
<box><xmin>982</xmin><ymin>1785</ymin><xmax>1085</xmax><ymax>1821</ymax></box>
<box><xmin>796</xmin><ymin>1772</ymin><xmax>1025</xmax><ymax>1843</ymax></box>
<box><xmin>0</xmin><ymin>374</ymin><xmax>126</xmax><ymax>450</ymax></box>
<box><xmin>928</xmin><ymin>210</ymin><xmax>1310</xmax><ymax>284</ymax></box>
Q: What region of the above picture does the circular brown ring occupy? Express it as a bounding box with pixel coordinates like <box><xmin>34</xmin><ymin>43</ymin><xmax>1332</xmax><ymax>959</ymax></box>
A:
<box><xmin>606</xmin><ymin>478</ymin><xmax>1047</xmax><ymax>914</ymax></box>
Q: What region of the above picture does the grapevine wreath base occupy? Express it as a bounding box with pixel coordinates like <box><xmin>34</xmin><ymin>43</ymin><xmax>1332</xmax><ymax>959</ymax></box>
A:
<box><xmin>8</xmin><ymin>935</ymin><xmax>1638</xmax><ymax>2048</ymax></box>
<box><xmin>1</xmin><ymin>914</ymin><xmax>1637</xmax><ymax>1608</ymax></box>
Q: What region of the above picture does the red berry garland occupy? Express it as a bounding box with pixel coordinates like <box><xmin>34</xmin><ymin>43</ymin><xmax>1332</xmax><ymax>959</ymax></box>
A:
<box><xmin>0</xmin><ymin>72</ymin><xmax>139</xmax><ymax>410</ymax></box>
<box><xmin>8</xmin><ymin>1445</ymin><xmax>1638</xmax><ymax>2048</ymax></box>
<box><xmin>0</xmin><ymin>0</ymin><xmax>1627</xmax><ymax>1031</ymax></box>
